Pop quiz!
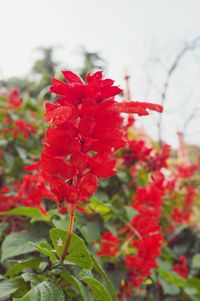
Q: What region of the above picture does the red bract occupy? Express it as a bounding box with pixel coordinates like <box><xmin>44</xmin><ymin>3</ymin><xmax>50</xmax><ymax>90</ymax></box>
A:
<box><xmin>123</xmin><ymin>139</ymin><xmax>152</xmax><ymax>164</ymax></box>
<box><xmin>177</xmin><ymin>164</ymin><xmax>198</xmax><ymax>178</ymax></box>
<box><xmin>173</xmin><ymin>256</ymin><xmax>188</xmax><ymax>278</ymax></box>
<box><xmin>40</xmin><ymin>70</ymin><xmax>163</xmax><ymax>205</ymax></box>
<box><xmin>172</xmin><ymin>184</ymin><xmax>195</xmax><ymax>224</ymax></box>
<box><xmin>13</xmin><ymin>163</ymin><xmax>56</xmax><ymax>214</ymax></box>
<box><xmin>13</xmin><ymin>119</ymin><xmax>36</xmax><ymax>139</ymax></box>
<box><xmin>7</xmin><ymin>88</ymin><xmax>21</xmax><ymax>108</ymax></box>
<box><xmin>123</xmin><ymin>139</ymin><xmax>170</xmax><ymax>175</ymax></box>
<box><xmin>149</xmin><ymin>143</ymin><xmax>170</xmax><ymax>171</ymax></box>
<box><xmin>0</xmin><ymin>186</ymin><xmax>16</xmax><ymax>211</ymax></box>
<box><xmin>114</xmin><ymin>101</ymin><xmax>163</xmax><ymax>115</ymax></box>
<box><xmin>122</xmin><ymin>172</ymin><xmax>164</xmax><ymax>293</ymax></box>
<box><xmin>97</xmin><ymin>231</ymin><xmax>120</xmax><ymax>257</ymax></box>
<box><xmin>0</xmin><ymin>162</ymin><xmax>57</xmax><ymax>217</ymax></box>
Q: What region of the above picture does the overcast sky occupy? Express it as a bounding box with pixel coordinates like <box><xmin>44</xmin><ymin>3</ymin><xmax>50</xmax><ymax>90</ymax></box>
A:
<box><xmin>1</xmin><ymin>0</ymin><xmax>200</xmax><ymax>146</ymax></box>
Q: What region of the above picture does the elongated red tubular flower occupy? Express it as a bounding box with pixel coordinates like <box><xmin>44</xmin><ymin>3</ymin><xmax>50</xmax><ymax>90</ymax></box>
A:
<box><xmin>40</xmin><ymin>70</ymin><xmax>162</xmax><ymax>204</ymax></box>
<box><xmin>113</xmin><ymin>101</ymin><xmax>163</xmax><ymax>115</ymax></box>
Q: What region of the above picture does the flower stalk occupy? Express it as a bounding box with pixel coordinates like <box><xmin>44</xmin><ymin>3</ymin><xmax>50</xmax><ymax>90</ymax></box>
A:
<box><xmin>60</xmin><ymin>203</ymin><xmax>76</xmax><ymax>262</ymax></box>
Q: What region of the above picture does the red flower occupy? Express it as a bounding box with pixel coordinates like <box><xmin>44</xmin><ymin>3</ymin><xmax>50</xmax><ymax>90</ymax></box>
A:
<box><xmin>123</xmin><ymin>140</ymin><xmax>152</xmax><ymax>164</ymax></box>
<box><xmin>149</xmin><ymin>144</ymin><xmax>170</xmax><ymax>170</ymax></box>
<box><xmin>0</xmin><ymin>186</ymin><xmax>16</xmax><ymax>211</ymax></box>
<box><xmin>13</xmin><ymin>119</ymin><xmax>36</xmax><ymax>139</ymax></box>
<box><xmin>122</xmin><ymin>172</ymin><xmax>164</xmax><ymax>291</ymax></box>
<box><xmin>173</xmin><ymin>256</ymin><xmax>188</xmax><ymax>278</ymax></box>
<box><xmin>172</xmin><ymin>184</ymin><xmax>195</xmax><ymax>224</ymax></box>
<box><xmin>40</xmin><ymin>70</ymin><xmax>162</xmax><ymax>205</ymax></box>
<box><xmin>7</xmin><ymin>88</ymin><xmax>21</xmax><ymax>108</ymax></box>
<box><xmin>114</xmin><ymin>101</ymin><xmax>163</xmax><ymax>116</ymax></box>
<box><xmin>97</xmin><ymin>231</ymin><xmax>120</xmax><ymax>257</ymax></box>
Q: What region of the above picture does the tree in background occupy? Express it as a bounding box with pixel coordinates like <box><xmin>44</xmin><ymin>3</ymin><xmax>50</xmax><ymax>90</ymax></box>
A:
<box><xmin>79</xmin><ymin>47</ymin><xmax>106</xmax><ymax>79</ymax></box>
<box><xmin>144</xmin><ymin>36</ymin><xmax>200</xmax><ymax>147</ymax></box>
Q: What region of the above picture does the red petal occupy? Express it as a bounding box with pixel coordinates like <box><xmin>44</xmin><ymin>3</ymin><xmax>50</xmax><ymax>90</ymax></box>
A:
<box><xmin>101</xmin><ymin>86</ymin><xmax>123</xmax><ymax>98</ymax></box>
<box><xmin>50</xmin><ymin>78</ymin><xmax>72</xmax><ymax>95</ymax></box>
<box><xmin>86</xmin><ymin>71</ymin><xmax>103</xmax><ymax>82</ymax></box>
<box><xmin>89</xmin><ymin>155</ymin><xmax>117</xmax><ymax>178</ymax></box>
<box><xmin>24</xmin><ymin>162</ymin><xmax>40</xmax><ymax>171</ymax></box>
<box><xmin>71</xmin><ymin>152</ymin><xmax>89</xmax><ymax>171</ymax></box>
<box><xmin>50</xmin><ymin>176</ymin><xmax>69</xmax><ymax>199</ymax></box>
<box><xmin>100</xmin><ymin>79</ymin><xmax>115</xmax><ymax>87</ymax></box>
<box><xmin>45</xmin><ymin>103</ymin><xmax>77</xmax><ymax>125</ymax></box>
<box><xmin>41</xmin><ymin>153</ymin><xmax>75</xmax><ymax>178</ymax></box>
<box><xmin>79</xmin><ymin>173</ymin><xmax>98</xmax><ymax>199</ymax></box>
<box><xmin>114</xmin><ymin>101</ymin><xmax>163</xmax><ymax>115</ymax></box>
<box><xmin>62</xmin><ymin>70</ymin><xmax>84</xmax><ymax>85</ymax></box>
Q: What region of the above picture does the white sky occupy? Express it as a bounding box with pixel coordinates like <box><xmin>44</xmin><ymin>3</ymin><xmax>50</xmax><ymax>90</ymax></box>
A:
<box><xmin>1</xmin><ymin>0</ymin><xmax>200</xmax><ymax>147</ymax></box>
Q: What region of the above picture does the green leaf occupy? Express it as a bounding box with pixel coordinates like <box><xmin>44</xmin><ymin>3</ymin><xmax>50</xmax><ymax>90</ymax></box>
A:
<box><xmin>0</xmin><ymin>206</ymin><xmax>42</xmax><ymax>218</ymax></box>
<box><xmin>15</xmin><ymin>145</ymin><xmax>27</xmax><ymax>161</ymax></box>
<box><xmin>79</xmin><ymin>269</ymin><xmax>94</xmax><ymax>279</ymax></box>
<box><xmin>61</xmin><ymin>273</ymin><xmax>88</xmax><ymax>301</ymax></box>
<box><xmin>4</xmin><ymin>152</ymin><xmax>15</xmax><ymax>172</ymax></box>
<box><xmin>1</xmin><ymin>222</ymin><xmax>49</xmax><ymax>262</ymax></box>
<box><xmin>184</xmin><ymin>287</ymin><xmax>198</xmax><ymax>296</ymax></box>
<box><xmin>31</xmin><ymin>242</ymin><xmax>57</xmax><ymax>264</ymax></box>
<box><xmin>94</xmin><ymin>191</ymin><xmax>109</xmax><ymax>202</ymax></box>
<box><xmin>157</xmin><ymin>258</ymin><xmax>172</xmax><ymax>271</ymax></box>
<box><xmin>159</xmin><ymin>277</ymin><xmax>180</xmax><ymax>295</ymax></box>
<box><xmin>50</xmin><ymin>228</ymin><xmax>93</xmax><ymax>269</ymax></box>
<box><xmin>5</xmin><ymin>258</ymin><xmax>41</xmax><ymax>276</ymax></box>
<box><xmin>52</xmin><ymin>217</ymin><xmax>69</xmax><ymax>230</ymax></box>
<box><xmin>0</xmin><ymin>223</ymin><xmax>8</xmax><ymax>240</ymax></box>
<box><xmin>192</xmin><ymin>254</ymin><xmax>200</xmax><ymax>268</ymax></box>
<box><xmin>13</xmin><ymin>280</ymin><xmax>65</xmax><ymax>301</ymax></box>
<box><xmin>186</xmin><ymin>278</ymin><xmax>200</xmax><ymax>293</ymax></box>
<box><xmin>81</xmin><ymin>277</ymin><xmax>112</xmax><ymax>301</ymax></box>
<box><xmin>158</xmin><ymin>270</ymin><xmax>185</xmax><ymax>287</ymax></box>
<box><xmin>1</xmin><ymin>233</ymin><xmax>36</xmax><ymax>262</ymax></box>
<box><xmin>79</xmin><ymin>222</ymin><xmax>101</xmax><ymax>243</ymax></box>
<box><xmin>21</xmin><ymin>273</ymin><xmax>41</xmax><ymax>288</ymax></box>
<box><xmin>89</xmin><ymin>198</ymin><xmax>110</xmax><ymax>216</ymax></box>
<box><xmin>117</xmin><ymin>171</ymin><xmax>129</xmax><ymax>183</ymax></box>
<box><xmin>0</xmin><ymin>280</ymin><xmax>19</xmax><ymax>299</ymax></box>
<box><xmin>124</xmin><ymin>206</ymin><xmax>138</xmax><ymax>221</ymax></box>
<box><xmin>92</xmin><ymin>254</ymin><xmax>117</xmax><ymax>300</ymax></box>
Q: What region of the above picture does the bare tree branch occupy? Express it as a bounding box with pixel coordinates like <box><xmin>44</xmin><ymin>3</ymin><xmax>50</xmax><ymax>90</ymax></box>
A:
<box><xmin>157</xmin><ymin>37</ymin><xmax>200</xmax><ymax>146</ymax></box>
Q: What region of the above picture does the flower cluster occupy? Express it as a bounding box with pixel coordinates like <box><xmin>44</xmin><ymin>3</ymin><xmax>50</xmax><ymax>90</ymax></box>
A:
<box><xmin>97</xmin><ymin>231</ymin><xmax>120</xmax><ymax>257</ymax></box>
<box><xmin>177</xmin><ymin>164</ymin><xmax>199</xmax><ymax>178</ymax></box>
<box><xmin>172</xmin><ymin>184</ymin><xmax>196</xmax><ymax>224</ymax></box>
<box><xmin>124</xmin><ymin>172</ymin><xmax>164</xmax><ymax>289</ymax></box>
<box><xmin>14</xmin><ymin>162</ymin><xmax>56</xmax><ymax>214</ymax></box>
<box><xmin>13</xmin><ymin>119</ymin><xmax>36</xmax><ymax>139</ymax></box>
<box><xmin>40</xmin><ymin>70</ymin><xmax>162</xmax><ymax>205</ymax></box>
<box><xmin>123</xmin><ymin>138</ymin><xmax>170</xmax><ymax>172</ymax></box>
<box><xmin>0</xmin><ymin>186</ymin><xmax>16</xmax><ymax>211</ymax></box>
<box><xmin>0</xmin><ymin>88</ymin><xmax>35</xmax><ymax>140</ymax></box>
<box><xmin>123</xmin><ymin>139</ymin><xmax>152</xmax><ymax>164</ymax></box>
<box><xmin>0</xmin><ymin>162</ymin><xmax>56</xmax><ymax>214</ymax></box>
<box><xmin>173</xmin><ymin>256</ymin><xmax>188</xmax><ymax>278</ymax></box>
<box><xmin>7</xmin><ymin>88</ymin><xmax>22</xmax><ymax>108</ymax></box>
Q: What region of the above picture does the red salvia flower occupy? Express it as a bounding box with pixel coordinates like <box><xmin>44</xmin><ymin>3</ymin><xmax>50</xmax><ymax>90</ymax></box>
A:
<box><xmin>173</xmin><ymin>256</ymin><xmax>188</xmax><ymax>278</ymax></box>
<box><xmin>13</xmin><ymin>119</ymin><xmax>36</xmax><ymax>139</ymax></box>
<box><xmin>97</xmin><ymin>231</ymin><xmax>120</xmax><ymax>257</ymax></box>
<box><xmin>0</xmin><ymin>163</ymin><xmax>57</xmax><ymax>223</ymax></box>
<box><xmin>121</xmin><ymin>172</ymin><xmax>164</xmax><ymax>294</ymax></box>
<box><xmin>7</xmin><ymin>88</ymin><xmax>21</xmax><ymax>108</ymax></box>
<box><xmin>0</xmin><ymin>186</ymin><xmax>16</xmax><ymax>211</ymax></box>
<box><xmin>40</xmin><ymin>70</ymin><xmax>163</xmax><ymax>205</ymax></box>
<box><xmin>172</xmin><ymin>184</ymin><xmax>196</xmax><ymax>224</ymax></box>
